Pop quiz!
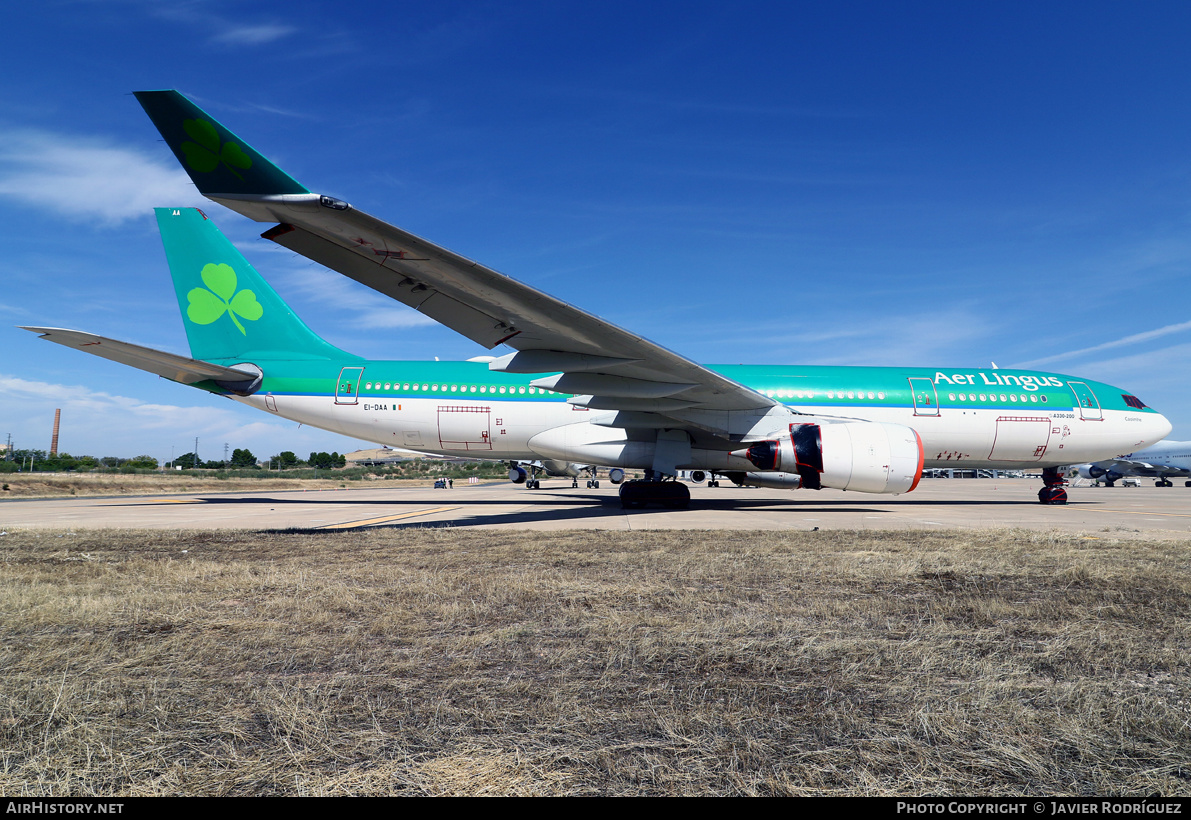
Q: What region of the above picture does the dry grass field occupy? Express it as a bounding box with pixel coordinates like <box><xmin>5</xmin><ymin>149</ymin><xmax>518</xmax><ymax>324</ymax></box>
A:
<box><xmin>1</xmin><ymin>527</ymin><xmax>1189</xmax><ymax>796</ymax></box>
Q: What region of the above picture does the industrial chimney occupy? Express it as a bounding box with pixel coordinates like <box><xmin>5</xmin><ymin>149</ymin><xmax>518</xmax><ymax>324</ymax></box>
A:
<box><xmin>50</xmin><ymin>408</ymin><xmax>61</xmax><ymax>456</ymax></box>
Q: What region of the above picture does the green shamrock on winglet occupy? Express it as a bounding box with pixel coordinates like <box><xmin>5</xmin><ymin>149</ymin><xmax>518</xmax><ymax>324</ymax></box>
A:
<box><xmin>187</xmin><ymin>263</ymin><xmax>263</xmax><ymax>335</ymax></box>
<box><xmin>181</xmin><ymin>118</ymin><xmax>252</xmax><ymax>179</ymax></box>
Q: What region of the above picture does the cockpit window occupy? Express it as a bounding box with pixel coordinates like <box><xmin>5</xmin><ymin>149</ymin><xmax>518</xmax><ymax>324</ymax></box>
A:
<box><xmin>1122</xmin><ymin>395</ymin><xmax>1148</xmax><ymax>409</ymax></box>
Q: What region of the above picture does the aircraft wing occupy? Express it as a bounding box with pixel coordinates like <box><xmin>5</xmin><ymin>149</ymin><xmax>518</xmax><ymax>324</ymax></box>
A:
<box><xmin>134</xmin><ymin>90</ymin><xmax>778</xmax><ymax>424</ymax></box>
<box><xmin>1102</xmin><ymin>458</ymin><xmax>1191</xmax><ymax>479</ymax></box>
<box><xmin>21</xmin><ymin>327</ymin><xmax>261</xmax><ymax>392</ymax></box>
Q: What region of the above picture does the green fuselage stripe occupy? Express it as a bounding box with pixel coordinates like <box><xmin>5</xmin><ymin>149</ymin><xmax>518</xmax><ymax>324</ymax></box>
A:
<box><xmin>194</xmin><ymin>360</ymin><xmax>1153</xmax><ymax>416</ymax></box>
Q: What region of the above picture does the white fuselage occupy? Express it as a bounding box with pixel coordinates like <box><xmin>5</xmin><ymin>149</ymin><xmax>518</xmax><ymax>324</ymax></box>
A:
<box><xmin>234</xmin><ymin>391</ymin><xmax>1170</xmax><ymax>473</ymax></box>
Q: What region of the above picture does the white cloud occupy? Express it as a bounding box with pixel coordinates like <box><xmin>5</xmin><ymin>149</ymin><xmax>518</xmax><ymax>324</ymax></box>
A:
<box><xmin>1016</xmin><ymin>320</ymin><xmax>1191</xmax><ymax>369</ymax></box>
<box><xmin>283</xmin><ymin>266</ymin><xmax>439</xmax><ymax>330</ymax></box>
<box><xmin>211</xmin><ymin>24</ymin><xmax>297</xmax><ymax>46</ymax></box>
<box><xmin>0</xmin><ymin>130</ymin><xmax>200</xmax><ymax>225</ymax></box>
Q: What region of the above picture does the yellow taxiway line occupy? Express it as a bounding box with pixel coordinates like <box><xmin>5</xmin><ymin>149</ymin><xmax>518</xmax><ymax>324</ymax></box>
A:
<box><xmin>1090</xmin><ymin>508</ymin><xmax>1191</xmax><ymax>519</ymax></box>
<box><xmin>317</xmin><ymin>506</ymin><xmax>459</xmax><ymax>530</ymax></box>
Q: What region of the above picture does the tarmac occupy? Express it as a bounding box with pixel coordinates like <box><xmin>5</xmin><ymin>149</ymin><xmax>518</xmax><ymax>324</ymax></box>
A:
<box><xmin>2</xmin><ymin>478</ymin><xmax>1190</xmax><ymax>538</ymax></box>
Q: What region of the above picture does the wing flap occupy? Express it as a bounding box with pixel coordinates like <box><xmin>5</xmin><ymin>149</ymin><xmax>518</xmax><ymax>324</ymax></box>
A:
<box><xmin>265</xmin><ymin>223</ymin><xmax>522</xmax><ymax>348</ymax></box>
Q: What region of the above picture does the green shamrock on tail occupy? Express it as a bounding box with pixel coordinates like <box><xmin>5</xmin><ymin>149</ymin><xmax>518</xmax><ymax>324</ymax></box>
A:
<box><xmin>181</xmin><ymin>118</ymin><xmax>252</xmax><ymax>180</ymax></box>
<box><xmin>187</xmin><ymin>263</ymin><xmax>263</xmax><ymax>335</ymax></box>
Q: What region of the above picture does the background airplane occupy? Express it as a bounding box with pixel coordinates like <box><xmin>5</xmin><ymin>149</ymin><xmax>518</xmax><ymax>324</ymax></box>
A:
<box><xmin>1071</xmin><ymin>440</ymin><xmax>1191</xmax><ymax>487</ymax></box>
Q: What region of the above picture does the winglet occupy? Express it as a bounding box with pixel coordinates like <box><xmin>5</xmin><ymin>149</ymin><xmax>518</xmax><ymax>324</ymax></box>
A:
<box><xmin>134</xmin><ymin>90</ymin><xmax>309</xmax><ymax>197</ymax></box>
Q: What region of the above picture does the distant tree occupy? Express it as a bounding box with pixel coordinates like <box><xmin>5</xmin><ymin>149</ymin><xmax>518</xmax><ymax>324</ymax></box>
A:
<box><xmin>309</xmin><ymin>451</ymin><xmax>331</xmax><ymax>469</ymax></box>
<box><xmin>230</xmin><ymin>448</ymin><xmax>257</xmax><ymax>468</ymax></box>
<box><xmin>308</xmin><ymin>451</ymin><xmax>346</xmax><ymax>469</ymax></box>
<box><xmin>173</xmin><ymin>452</ymin><xmax>199</xmax><ymax>469</ymax></box>
<box><xmin>276</xmin><ymin>451</ymin><xmax>299</xmax><ymax>469</ymax></box>
<box><xmin>126</xmin><ymin>455</ymin><xmax>158</xmax><ymax>469</ymax></box>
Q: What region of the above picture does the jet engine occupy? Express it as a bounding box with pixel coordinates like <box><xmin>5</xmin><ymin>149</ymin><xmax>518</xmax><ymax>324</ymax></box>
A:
<box><xmin>733</xmin><ymin>421</ymin><xmax>923</xmax><ymax>494</ymax></box>
<box><xmin>608</xmin><ymin>468</ymin><xmax>626</xmax><ymax>484</ymax></box>
<box><xmin>508</xmin><ymin>465</ymin><xmax>529</xmax><ymax>484</ymax></box>
<box><xmin>1077</xmin><ymin>463</ymin><xmax>1122</xmax><ymax>483</ymax></box>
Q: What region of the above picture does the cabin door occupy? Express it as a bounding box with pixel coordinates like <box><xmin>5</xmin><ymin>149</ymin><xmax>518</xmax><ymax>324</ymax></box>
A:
<box><xmin>335</xmin><ymin>367</ymin><xmax>364</xmax><ymax>405</ymax></box>
<box><xmin>1067</xmin><ymin>381</ymin><xmax>1103</xmax><ymax>421</ymax></box>
<box><xmin>907</xmin><ymin>377</ymin><xmax>940</xmax><ymax>416</ymax></box>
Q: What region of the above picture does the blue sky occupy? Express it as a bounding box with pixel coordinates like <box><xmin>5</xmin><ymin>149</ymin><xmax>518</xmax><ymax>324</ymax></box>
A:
<box><xmin>4</xmin><ymin>1</ymin><xmax>1191</xmax><ymax>461</ymax></box>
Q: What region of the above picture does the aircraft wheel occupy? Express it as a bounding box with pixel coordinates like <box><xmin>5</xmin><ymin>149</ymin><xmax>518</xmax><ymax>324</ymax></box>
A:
<box><xmin>593</xmin><ymin>480</ymin><xmax>600</xmax><ymax>488</ymax></box>
<box><xmin>619</xmin><ymin>480</ymin><xmax>690</xmax><ymax>509</ymax></box>
<box><xmin>665</xmin><ymin>483</ymin><xmax>691</xmax><ymax>509</ymax></box>
<box><xmin>1038</xmin><ymin>485</ymin><xmax>1068</xmax><ymax>505</ymax></box>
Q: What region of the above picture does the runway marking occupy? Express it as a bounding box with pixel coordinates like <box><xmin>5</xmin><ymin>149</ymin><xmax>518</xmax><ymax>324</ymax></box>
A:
<box><xmin>128</xmin><ymin>498</ymin><xmax>205</xmax><ymax>504</ymax></box>
<box><xmin>1091</xmin><ymin>508</ymin><xmax>1191</xmax><ymax>520</ymax></box>
<box><xmin>317</xmin><ymin>506</ymin><xmax>459</xmax><ymax>530</ymax></box>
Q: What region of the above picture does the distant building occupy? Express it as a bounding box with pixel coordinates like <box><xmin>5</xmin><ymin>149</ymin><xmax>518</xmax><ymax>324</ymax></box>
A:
<box><xmin>345</xmin><ymin>447</ymin><xmax>422</xmax><ymax>466</ymax></box>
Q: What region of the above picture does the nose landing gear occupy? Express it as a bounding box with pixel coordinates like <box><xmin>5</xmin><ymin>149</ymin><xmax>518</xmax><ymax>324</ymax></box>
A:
<box><xmin>1038</xmin><ymin>466</ymin><xmax>1068</xmax><ymax>505</ymax></box>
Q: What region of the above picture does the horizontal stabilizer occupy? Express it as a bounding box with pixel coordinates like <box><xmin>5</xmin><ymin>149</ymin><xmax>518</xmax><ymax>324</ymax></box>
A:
<box><xmin>22</xmin><ymin>327</ymin><xmax>262</xmax><ymax>393</ymax></box>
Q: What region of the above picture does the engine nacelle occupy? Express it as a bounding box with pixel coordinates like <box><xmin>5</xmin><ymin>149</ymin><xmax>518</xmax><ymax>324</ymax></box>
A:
<box><xmin>688</xmin><ymin>470</ymin><xmax>708</xmax><ymax>484</ymax></box>
<box><xmin>541</xmin><ymin>459</ymin><xmax>581</xmax><ymax>477</ymax></box>
<box><xmin>734</xmin><ymin>421</ymin><xmax>923</xmax><ymax>494</ymax></box>
<box><xmin>508</xmin><ymin>465</ymin><xmax>528</xmax><ymax>484</ymax></box>
<box><xmin>1077</xmin><ymin>463</ymin><xmax>1107</xmax><ymax>480</ymax></box>
<box><xmin>725</xmin><ymin>471</ymin><xmax>802</xmax><ymax>489</ymax></box>
<box><xmin>608</xmin><ymin>468</ymin><xmax>626</xmax><ymax>484</ymax></box>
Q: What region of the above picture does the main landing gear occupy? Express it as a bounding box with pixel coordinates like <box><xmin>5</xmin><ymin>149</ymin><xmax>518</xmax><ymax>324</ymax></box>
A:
<box><xmin>512</xmin><ymin>462</ymin><xmax>545</xmax><ymax>489</ymax></box>
<box><xmin>1038</xmin><ymin>466</ymin><xmax>1068</xmax><ymax>505</ymax></box>
<box><xmin>618</xmin><ymin>478</ymin><xmax>690</xmax><ymax>509</ymax></box>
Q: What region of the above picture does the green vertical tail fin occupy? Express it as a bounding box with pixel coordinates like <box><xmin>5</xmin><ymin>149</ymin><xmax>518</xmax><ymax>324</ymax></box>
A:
<box><xmin>157</xmin><ymin>207</ymin><xmax>355</xmax><ymax>362</ymax></box>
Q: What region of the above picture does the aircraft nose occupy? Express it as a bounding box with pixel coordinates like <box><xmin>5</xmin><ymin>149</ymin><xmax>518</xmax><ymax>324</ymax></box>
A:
<box><xmin>1147</xmin><ymin>411</ymin><xmax>1173</xmax><ymax>446</ymax></box>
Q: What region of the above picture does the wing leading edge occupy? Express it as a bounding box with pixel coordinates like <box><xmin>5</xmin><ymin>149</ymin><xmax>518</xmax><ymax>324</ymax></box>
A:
<box><xmin>134</xmin><ymin>90</ymin><xmax>779</xmax><ymax>433</ymax></box>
